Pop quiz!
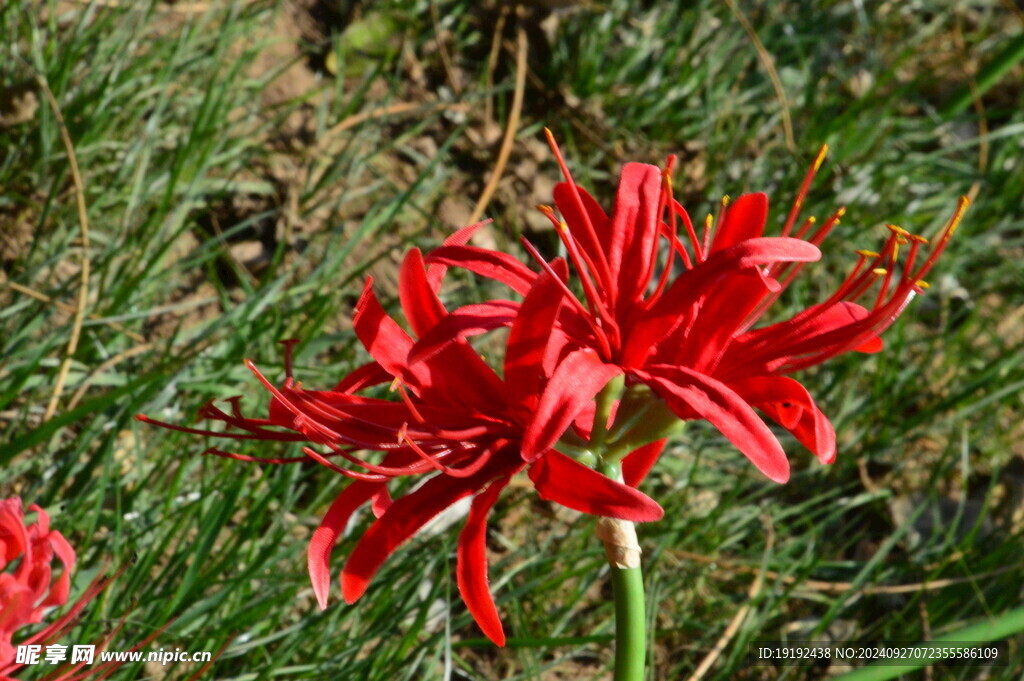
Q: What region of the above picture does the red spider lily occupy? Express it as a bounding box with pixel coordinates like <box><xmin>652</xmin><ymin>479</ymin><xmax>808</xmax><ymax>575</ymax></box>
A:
<box><xmin>1</xmin><ymin>497</ymin><xmax>77</xmax><ymax>670</ymax></box>
<box><xmin>136</xmin><ymin>226</ymin><xmax>664</xmax><ymax>646</ymax></box>
<box><xmin>415</xmin><ymin>132</ymin><xmax>968</xmax><ymax>484</ymax></box>
<box><xmin>1</xmin><ymin>497</ymin><xmax>221</xmax><ymax>681</ymax></box>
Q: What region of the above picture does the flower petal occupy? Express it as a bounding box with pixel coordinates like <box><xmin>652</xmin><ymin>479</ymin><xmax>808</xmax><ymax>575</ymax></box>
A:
<box><xmin>608</xmin><ymin>163</ymin><xmax>663</xmax><ymax>308</ymax></box>
<box><xmin>638</xmin><ymin>365</ymin><xmax>789</xmax><ymax>483</ymax></box>
<box><xmin>521</xmin><ymin>349</ymin><xmax>622</xmax><ymax>461</ymax></box>
<box><xmin>710</xmin><ymin>192</ymin><xmax>769</xmax><ymax>253</ymax></box>
<box><xmin>400</xmin><ymin>248</ymin><xmax>449</xmax><ymax>336</ymax></box>
<box><xmin>39</xmin><ymin>529</ymin><xmax>75</xmax><ymax>608</ymax></box>
<box><xmin>732</xmin><ymin>301</ymin><xmax>886</xmax><ymax>373</ymax></box>
<box><xmin>457</xmin><ymin>474</ymin><xmax>513</xmax><ymax>646</ymax></box>
<box><xmin>425</xmin><ymin>245</ymin><xmax>537</xmax><ymax>295</ymax></box>
<box><xmin>621</xmin><ymin>439</ymin><xmax>667</xmax><ymax>487</ymax></box>
<box><xmin>855</xmin><ymin>336</ymin><xmax>884</xmax><ymax>353</ymax></box>
<box><xmin>353</xmin><ymin>278</ymin><xmax>508</xmax><ymax>411</ymax></box>
<box><xmin>624</xmin><ymin>237</ymin><xmax>820</xmax><ymax>366</ymax></box>
<box><xmin>553</xmin><ymin>182</ymin><xmax>612</xmax><ymax>266</ymax></box>
<box><xmin>308</xmin><ymin>481</ymin><xmax>384</xmax><ymax>610</ymax></box>
<box><xmin>352</xmin><ymin>278</ymin><xmax>416</xmax><ymax>381</ymax></box>
<box><xmin>504</xmin><ymin>268</ymin><xmax>566</xmax><ymax>405</ymax></box>
<box><xmin>426</xmin><ymin>219</ymin><xmax>493</xmax><ymax>293</ymax></box>
<box><xmin>408</xmin><ymin>300</ymin><xmax>520</xmax><ymax>366</ymax></box>
<box><xmin>341</xmin><ymin>463</ymin><xmax>512</xmax><ymax>604</ymax></box>
<box><xmin>528</xmin><ymin>450</ymin><xmax>664</xmax><ymax>521</ymax></box>
<box><xmin>671</xmin><ymin>270</ymin><xmax>775</xmax><ymax>372</ymax></box>
<box><xmin>727</xmin><ymin>375</ymin><xmax>837</xmax><ymax>464</ymax></box>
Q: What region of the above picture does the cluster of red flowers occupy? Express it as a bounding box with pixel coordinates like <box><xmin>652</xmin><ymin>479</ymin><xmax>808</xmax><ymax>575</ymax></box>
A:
<box><xmin>139</xmin><ymin>136</ymin><xmax>966</xmax><ymax>645</ymax></box>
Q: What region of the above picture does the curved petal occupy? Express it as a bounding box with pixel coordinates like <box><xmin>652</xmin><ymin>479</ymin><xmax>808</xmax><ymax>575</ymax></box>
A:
<box><xmin>332</xmin><ymin>361</ymin><xmax>391</xmax><ymax>393</ymax></box>
<box><xmin>638</xmin><ymin>365</ymin><xmax>789</xmax><ymax>483</ymax></box>
<box><xmin>457</xmin><ymin>474</ymin><xmax>513</xmax><ymax>646</ymax></box>
<box><xmin>854</xmin><ymin>336</ymin><xmax>884</xmax><ymax>353</ymax></box>
<box><xmin>621</xmin><ymin>438</ymin><xmax>667</xmax><ymax>488</ymax></box>
<box><xmin>736</xmin><ymin>301</ymin><xmax>880</xmax><ymax>360</ymax></box>
<box><xmin>426</xmin><ymin>219</ymin><xmax>493</xmax><ymax>293</ymax></box>
<box><xmin>504</xmin><ymin>269</ymin><xmax>566</xmax><ymax>406</ymax></box>
<box><xmin>624</xmin><ymin>237</ymin><xmax>820</xmax><ymax>366</ymax></box>
<box><xmin>352</xmin><ymin>278</ymin><xmax>415</xmax><ymax>381</ymax></box>
<box><xmin>528</xmin><ymin>450</ymin><xmax>664</xmax><ymax>521</ymax></box>
<box><xmin>353</xmin><ymin>278</ymin><xmax>508</xmax><ymax>411</ymax></box>
<box><xmin>521</xmin><ymin>349</ymin><xmax>622</xmax><ymax>462</ymax></box>
<box><xmin>608</xmin><ymin>163</ymin><xmax>663</xmax><ymax>308</ymax></box>
<box><xmin>308</xmin><ymin>481</ymin><xmax>385</xmax><ymax>609</ymax></box>
<box><xmin>670</xmin><ymin>270</ymin><xmax>775</xmax><ymax>372</ymax></box>
<box><xmin>400</xmin><ymin>248</ymin><xmax>448</xmax><ymax>336</ymax></box>
<box><xmin>370</xmin><ymin>487</ymin><xmax>393</xmax><ymax>519</ymax></box>
<box><xmin>39</xmin><ymin>530</ymin><xmax>75</xmax><ymax>608</ymax></box>
<box><xmin>425</xmin><ymin>245</ymin><xmax>537</xmax><ymax>296</ymax></box>
<box><xmin>553</xmin><ymin>182</ymin><xmax>612</xmax><ymax>266</ymax></box>
<box><xmin>408</xmin><ymin>300</ymin><xmax>520</xmax><ymax>366</ymax></box>
<box><xmin>727</xmin><ymin>375</ymin><xmax>836</xmax><ymax>464</ymax></box>
<box><xmin>710</xmin><ymin>192</ymin><xmax>769</xmax><ymax>253</ymax></box>
<box><xmin>341</xmin><ymin>461</ymin><xmax>513</xmax><ymax>604</ymax></box>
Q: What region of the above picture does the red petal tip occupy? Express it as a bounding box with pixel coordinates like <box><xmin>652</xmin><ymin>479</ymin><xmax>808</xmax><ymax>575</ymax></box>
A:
<box><xmin>341</xmin><ymin>574</ymin><xmax>367</xmax><ymax>604</ymax></box>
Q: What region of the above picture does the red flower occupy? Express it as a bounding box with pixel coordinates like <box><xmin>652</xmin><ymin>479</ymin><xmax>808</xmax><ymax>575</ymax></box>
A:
<box><xmin>1</xmin><ymin>497</ymin><xmax>78</xmax><ymax>671</ymax></box>
<box><xmin>419</xmin><ymin>132</ymin><xmax>968</xmax><ymax>483</ymax></box>
<box><xmin>137</xmin><ymin>138</ymin><xmax>965</xmax><ymax>648</ymax></box>
<box><xmin>2</xmin><ymin>497</ymin><xmax>222</xmax><ymax>681</ymax></box>
<box><xmin>137</xmin><ymin>225</ymin><xmax>664</xmax><ymax>646</ymax></box>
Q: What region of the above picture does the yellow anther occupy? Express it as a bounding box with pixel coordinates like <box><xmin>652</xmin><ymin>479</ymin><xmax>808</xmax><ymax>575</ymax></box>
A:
<box><xmin>856</xmin><ymin>249</ymin><xmax>880</xmax><ymax>258</ymax></box>
<box><xmin>872</xmin><ymin>268</ymin><xmax>888</xmax><ymax>276</ymax></box>
<box><xmin>909</xmin><ymin>233</ymin><xmax>929</xmax><ymax>244</ymax></box>
<box><xmin>813</xmin><ymin>144</ymin><xmax>829</xmax><ymax>172</ymax></box>
<box><xmin>806</xmin><ymin>216</ymin><xmax>817</xmax><ymax>224</ymax></box>
<box><xmin>536</xmin><ymin>204</ymin><xmax>556</xmax><ymax>217</ymax></box>
<box><xmin>721</xmin><ymin>195</ymin><xmax>731</xmax><ymax>207</ymax></box>
<box><xmin>704</xmin><ymin>213</ymin><xmax>714</xmax><ymax>228</ymax></box>
<box><xmin>945</xmin><ymin>196</ymin><xmax>971</xmax><ymax>239</ymax></box>
<box><xmin>915</xmin><ymin>280</ymin><xmax>931</xmax><ymax>289</ymax></box>
<box><xmin>835</xmin><ymin>206</ymin><xmax>847</xmax><ymax>218</ymax></box>
<box><xmin>896</xmin><ymin>236</ymin><xmax>909</xmax><ymax>245</ymax></box>
<box><xmin>886</xmin><ymin>224</ymin><xmax>910</xmax><ymax>237</ymax></box>
<box><xmin>389</xmin><ymin>376</ymin><xmax>402</xmax><ymax>392</ymax></box>
<box><xmin>557</xmin><ymin>220</ymin><xmax>569</xmax><ymax>233</ymax></box>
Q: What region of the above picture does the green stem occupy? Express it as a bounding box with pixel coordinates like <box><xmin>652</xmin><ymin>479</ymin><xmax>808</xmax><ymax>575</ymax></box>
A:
<box><xmin>599</xmin><ymin>461</ymin><xmax>646</xmax><ymax>681</ymax></box>
<box><xmin>605</xmin><ymin>397</ymin><xmax>684</xmax><ymax>464</ymax></box>
<box><xmin>591</xmin><ymin>374</ymin><xmax>624</xmax><ymax>454</ymax></box>
<box><xmin>610</xmin><ymin>565</ymin><xmax>646</xmax><ymax>681</ymax></box>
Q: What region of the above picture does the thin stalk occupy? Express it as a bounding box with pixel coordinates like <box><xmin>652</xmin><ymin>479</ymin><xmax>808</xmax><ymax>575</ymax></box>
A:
<box><xmin>606</xmin><ymin>397</ymin><xmax>684</xmax><ymax>464</ymax></box>
<box><xmin>591</xmin><ymin>375</ymin><xmax>624</xmax><ymax>454</ymax></box>
<box><xmin>610</xmin><ymin>565</ymin><xmax>646</xmax><ymax>681</ymax></box>
<box><xmin>598</xmin><ymin>460</ymin><xmax>647</xmax><ymax>681</ymax></box>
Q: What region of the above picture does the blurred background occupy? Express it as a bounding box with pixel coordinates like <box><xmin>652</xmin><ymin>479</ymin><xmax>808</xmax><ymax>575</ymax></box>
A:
<box><xmin>1</xmin><ymin>1</ymin><xmax>1022</xmax><ymax>678</ymax></box>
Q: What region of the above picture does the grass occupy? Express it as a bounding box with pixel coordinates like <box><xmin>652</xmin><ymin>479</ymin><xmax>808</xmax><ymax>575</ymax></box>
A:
<box><xmin>2</xmin><ymin>0</ymin><xmax>1023</xmax><ymax>679</ymax></box>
